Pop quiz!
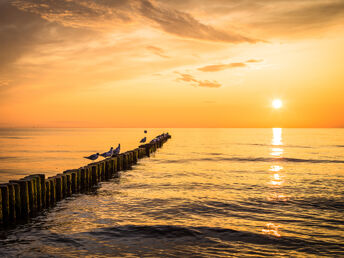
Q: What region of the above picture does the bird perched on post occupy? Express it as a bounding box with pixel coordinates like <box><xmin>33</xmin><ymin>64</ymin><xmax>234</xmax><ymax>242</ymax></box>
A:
<box><xmin>100</xmin><ymin>147</ymin><xmax>113</xmax><ymax>158</ymax></box>
<box><xmin>84</xmin><ymin>153</ymin><xmax>99</xmax><ymax>161</ymax></box>
<box><xmin>140</xmin><ymin>137</ymin><xmax>146</xmax><ymax>143</ymax></box>
<box><xmin>113</xmin><ymin>144</ymin><xmax>120</xmax><ymax>156</ymax></box>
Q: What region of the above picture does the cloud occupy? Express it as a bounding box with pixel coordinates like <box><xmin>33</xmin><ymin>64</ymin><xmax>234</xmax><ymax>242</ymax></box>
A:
<box><xmin>146</xmin><ymin>45</ymin><xmax>169</xmax><ymax>58</ymax></box>
<box><xmin>12</xmin><ymin>0</ymin><xmax>258</xmax><ymax>43</ymax></box>
<box><xmin>156</xmin><ymin>0</ymin><xmax>344</xmax><ymax>37</ymax></box>
<box><xmin>246</xmin><ymin>59</ymin><xmax>263</xmax><ymax>63</ymax></box>
<box><xmin>0</xmin><ymin>2</ymin><xmax>45</xmax><ymax>70</ymax></box>
<box><xmin>177</xmin><ymin>73</ymin><xmax>221</xmax><ymax>88</ymax></box>
<box><xmin>11</xmin><ymin>0</ymin><xmax>132</xmax><ymax>29</ymax></box>
<box><xmin>138</xmin><ymin>0</ymin><xmax>258</xmax><ymax>43</ymax></box>
<box><xmin>198</xmin><ymin>59</ymin><xmax>264</xmax><ymax>72</ymax></box>
<box><xmin>0</xmin><ymin>1</ymin><xmax>95</xmax><ymax>71</ymax></box>
<box><xmin>198</xmin><ymin>62</ymin><xmax>246</xmax><ymax>72</ymax></box>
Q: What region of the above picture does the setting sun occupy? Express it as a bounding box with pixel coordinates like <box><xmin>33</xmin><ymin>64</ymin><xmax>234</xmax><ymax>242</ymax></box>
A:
<box><xmin>272</xmin><ymin>99</ymin><xmax>283</xmax><ymax>109</ymax></box>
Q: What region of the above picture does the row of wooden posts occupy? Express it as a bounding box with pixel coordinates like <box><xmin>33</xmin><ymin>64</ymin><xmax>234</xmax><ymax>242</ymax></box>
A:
<box><xmin>0</xmin><ymin>133</ymin><xmax>171</xmax><ymax>227</ymax></box>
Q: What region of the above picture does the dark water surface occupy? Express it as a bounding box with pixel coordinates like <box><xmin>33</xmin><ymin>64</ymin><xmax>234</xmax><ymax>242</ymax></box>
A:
<box><xmin>0</xmin><ymin>128</ymin><xmax>343</xmax><ymax>257</ymax></box>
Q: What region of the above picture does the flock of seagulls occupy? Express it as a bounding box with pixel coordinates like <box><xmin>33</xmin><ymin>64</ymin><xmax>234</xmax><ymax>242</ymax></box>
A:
<box><xmin>83</xmin><ymin>131</ymin><xmax>170</xmax><ymax>162</ymax></box>
<box><xmin>84</xmin><ymin>143</ymin><xmax>120</xmax><ymax>161</ymax></box>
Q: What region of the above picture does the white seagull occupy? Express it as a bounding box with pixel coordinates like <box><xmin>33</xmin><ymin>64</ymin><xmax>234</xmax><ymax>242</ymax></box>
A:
<box><xmin>84</xmin><ymin>153</ymin><xmax>99</xmax><ymax>161</ymax></box>
<box><xmin>140</xmin><ymin>137</ymin><xmax>147</xmax><ymax>143</ymax></box>
<box><xmin>113</xmin><ymin>144</ymin><xmax>121</xmax><ymax>155</ymax></box>
<box><xmin>100</xmin><ymin>147</ymin><xmax>113</xmax><ymax>158</ymax></box>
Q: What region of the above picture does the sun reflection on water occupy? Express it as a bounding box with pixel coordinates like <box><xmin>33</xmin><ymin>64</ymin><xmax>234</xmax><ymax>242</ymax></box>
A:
<box><xmin>265</xmin><ymin>128</ymin><xmax>287</xmax><ymax>237</ymax></box>
<box><xmin>270</xmin><ymin>165</ymin><xmax>283</xmax><ymax>172</ymax></box>
<box><xmin>272</xmin><ymin>128</ymin><xmax>282</xmax><ymax>146</ymax></box>
<box><xmin>262</xmin><ymin>223</ymin><xmax>281</xmax><ymax>237</ymax></box>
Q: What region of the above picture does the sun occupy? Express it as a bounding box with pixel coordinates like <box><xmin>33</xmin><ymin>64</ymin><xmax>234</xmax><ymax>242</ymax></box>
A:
<box><xmin>272</xmin><ymin>99</ymin><xmax>282</xmax><ymax>109</ymax></box>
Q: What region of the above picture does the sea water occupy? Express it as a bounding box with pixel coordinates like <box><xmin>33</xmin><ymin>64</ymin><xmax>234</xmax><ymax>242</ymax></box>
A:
<box><xmin>0</xmin><ymin>128</ymin><xmax>343</xmax><ymax>257</ymax></box>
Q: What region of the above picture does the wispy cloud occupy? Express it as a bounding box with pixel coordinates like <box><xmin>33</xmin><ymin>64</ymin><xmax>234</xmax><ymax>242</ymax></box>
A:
<box><xmin>246</xmin><ymin>59</ymin><xmax>263</xmax><ymax>63</ymax></box>
<box><xmin>12</xmin><ymin>0</ymin><xmax>258</xmax><ymax>43</ymax></box>
<box><xmin>198</xmin><ymin>59</ymin><xmax>263</xmax><ymax>72</ymax></box>
<box><xmin>198</xmin><ymin>62</ymin><xmax>246</xmax><ymax>72</ymax></box>
<box><xmin>177</xmin><ymin>73</ymin><xmax>221</xmax><ymax>88</ymax></box>
<box><xmin>138</xmin><ymin>0</ymin><xmax>258</xmax><ymax>43</ymax></box>
<box><xmin>158</xmin><ymin>0</ymin><xmax>344</xmax><ymax>37</ymax></box>
<box><xmin>146</xmin><ymin>45</ymin><xmax>169</xmax><ymax>58</ymax></box>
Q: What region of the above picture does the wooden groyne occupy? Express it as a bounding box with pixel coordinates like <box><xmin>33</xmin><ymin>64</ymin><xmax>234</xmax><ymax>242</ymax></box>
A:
<box><xmin>0</xmin><ymin>133</ymin><xmax>171</xmax><ymax>227</ymax></box>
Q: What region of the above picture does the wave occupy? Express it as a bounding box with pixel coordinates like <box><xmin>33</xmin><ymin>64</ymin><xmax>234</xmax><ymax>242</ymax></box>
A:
<box><xmin>236</xmin><ymin>143</ymin><xmax>312</xmax><ymax>148</ymax></box>
<box><xmin>159</xmin><ymin>157</ymin><xmax>344</xmax><ymax>164</ymax></box>
<box><xmin>77</xmin><ymin>225</ymin><xmax>344</xmax><ymax>256</ymax></box>
<box><xmin>0</xmin><ymin>136</ymin><xmax>32</xmax><ymax>139</ymax></box>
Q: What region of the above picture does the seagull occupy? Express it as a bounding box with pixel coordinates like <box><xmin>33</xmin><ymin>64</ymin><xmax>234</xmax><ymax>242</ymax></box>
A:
<box><xmin>100</xmin><ymin>147</ymin><xmax>113</xmax><ymax>158</ymax></box>
<box><xmin>140</xmin><ymin>137</ymin><xmax>146</xmax><ymax>143</ymax></box>
<box><xmin>84</xmin><ymin>153</ymin><xmax>99</xmax><ymax>161</ymax></box>
<box><xmin>113</xmin><ymin>144</ymin><xmax>120</xmax><ymax>155</ymax></box>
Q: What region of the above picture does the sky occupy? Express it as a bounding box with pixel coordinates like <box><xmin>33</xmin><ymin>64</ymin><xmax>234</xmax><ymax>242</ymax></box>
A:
<box><xmin>0</xmin><ymin>0</ymin><xmax>344</xmax><ymax>128</ymax></box>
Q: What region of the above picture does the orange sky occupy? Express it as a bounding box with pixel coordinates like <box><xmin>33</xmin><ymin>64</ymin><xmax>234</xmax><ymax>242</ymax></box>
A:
<box><xmin>1</xmin><ymin>0</ymin><xmax>344</xmax><ymax>128</ymax></box>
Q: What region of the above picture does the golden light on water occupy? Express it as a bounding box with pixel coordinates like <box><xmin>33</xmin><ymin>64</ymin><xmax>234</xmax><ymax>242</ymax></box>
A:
<box><xmin>262</xmin><ymin>223</ymin><xmax>281</xmax><ymax>237</ymax></box>
<box><xmin>272</xmin><ymin>99</ymin><xmax>283</xmax><ymax>109</ymax></box>
<box><xmin>270</xmin><ymin>165</ymin><xmax>283</xmax><ymax>172</ymax></box>
<box><xmin>272</xmin><ymin>128</ymin><xmax>282</xmax><ymax>146</ymax></box>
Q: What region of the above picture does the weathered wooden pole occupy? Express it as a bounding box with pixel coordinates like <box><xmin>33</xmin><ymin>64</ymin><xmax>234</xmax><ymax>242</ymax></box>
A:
<box><xmin>10</xmin><ymin>180</ymin><xmax>29</xmax><ymax>219</ymax></box>
<box><xmin>55</xmin><ymin>176</ymin><xmax>63</xmax><ymax>201</ymax></box>
<box><xmin>0</xmin><ymin>190</ymin><xmax>2</xmax><ymax>225</ymax></box>
<box><xmin>77</xmin><ymin>169</ymin><xmax>82</xmax><ymax>192</ymax></box>
<box><xmin>25</xmin><ymin>178</ymin><xmax>37</xmax><ymax>217</ymax></box>
<box><xmin>71</xmin><ymin>171</ymin><xmax>77</xmax><ymax>194</ymax></box>
<box><xmin>45</xmin><ymin>181</ymin><xmax>50</xmax><ymax>208</ymax></box>
<box><xmin>10</xmin><ymin>182</ymin><xmax>21</xmax><ymax>220</ymax></box>
<box><xmin>0</xmin><ymin>184</ymin><xmax>10</xmax><ymax>224</ymax></box>
<box><xmin>49</xmin><ymin>177</ymin><xmax>56</xmax><ymax>206</ymax></box>
<box><xmin>66</xmin><ymin>174</ymin><xmax>72</xmax><ymax>197</ymax></box>
<box><xmin>80</xmin><ymin>168</ymin><xmax>87</xmax><ymax>191</ymax></box>
<box><xmin>7</xmin><ymin>183</ymin><xmax>16</xmax><ymax>223</ymax></box>
<box><xmin>25</xmin><ymin>175</ymin><xmax>43</xmax><ymax>211</ymax></box>
<box><xmin>91</xmin><ymin>165</ymin><xmax>98</xmax><ymax>186</ymax></box>
<box><xmin>59</xmin><ymin>174</ymin><xmax>67</xmax><ymax>199</ymax></box>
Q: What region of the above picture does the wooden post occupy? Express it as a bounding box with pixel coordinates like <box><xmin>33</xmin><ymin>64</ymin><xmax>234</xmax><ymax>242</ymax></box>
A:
<box><xmin>0</xmin><ymin>190</ymin><xmax>2</xmax><ymax>225</ymax></box>
<box><xmin>106</xmin><ymin>160</ymin><xmax>112</xmax><ymax>179</ymax></box>
<box><xmin>25</xmin><ymin>178</ymin><xmax>36</xmax><ymax>217</ymax></box>
<box><xmin>26</xmin><ymin>175</ymin><xmax>42</xmax><ymax>211</ymax></box>
<box><xmin>71</xmin><ymin>172</ymin><xmax>77</xmax><ymax>194</ymax></box>
<box><xmin>112</xmin><ymin>157</ymin><xmax>118</xmax><ymax>174</ymax></box>
<box><xmin>59</xmin><ymin>174</ymin><xmax>67</xmax><ymax>199</ymax></box>
<box><xmin>10</xmin><ymin>180</ymin><xmax>29</xmax><ymax>219</ymax></box>
<box><xmin>65</xmin><ymin>174</ymin><xmax>72</xmax><ymax>197</ymax></box>
<box><xmin>7</xmin><ymin>183</ymin><xmax>16</xmax><ymax>223</ymax></box>
<box><xmin>10</xmin><ymin>182</ymin><xmax>21</xmax><ymax>220</ymax></box>
<box><xmin>49</xmin><ymin>178</ymin><xmax>56</xmax><ymax>206</ymax></box>
<box><xmin>35</xmin><ymin>174</ymin><xmax>45</xmax><ymax>209</ymax></box>
<box><xmin>91</xmin><ymin>165</ymin><xmax>98</xmax><ymax>186</ymax></box>
<box><xmin>87</xmin><ymin>166</ymin><xmax>92</xmax><ymax>188</ymax></box>
<box><xmin>133</xmin><ymin>149</ymin><xmax>138</xmax><ymax>164</ymax></box>
<box><xmin>45</xmin><ymin>181</ymin><xmax>50</xmax><ymax>208</ymax></box>
<box><xmin>80</xmin><ymin>168</ymin><xmax>86</xmax><ymax>191</ymax></box>
<box><xmin>0</xmin><ymin>184</ymin><xmax>10</xmax><ymax>224</ymax></box>
<box><xmin>55</xmin><ymin>176</ymin><xmax>63</xmax><ymax>201</ymax></box>
<box><xmin>77</xmin><ymin>169</ymin><xmax>82</xmax><ymax>192</ymax></box>
<box><xmin>100</xmin><ymin>162</ymin><xmax>106</xmax><ymax>181</ymax></box>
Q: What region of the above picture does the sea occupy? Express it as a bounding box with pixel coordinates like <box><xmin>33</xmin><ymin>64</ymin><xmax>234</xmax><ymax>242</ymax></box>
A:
<box><xmin>0</xmin><ymin>128</ymin><xmax>343</xmax><ymax>257</ymax></box>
